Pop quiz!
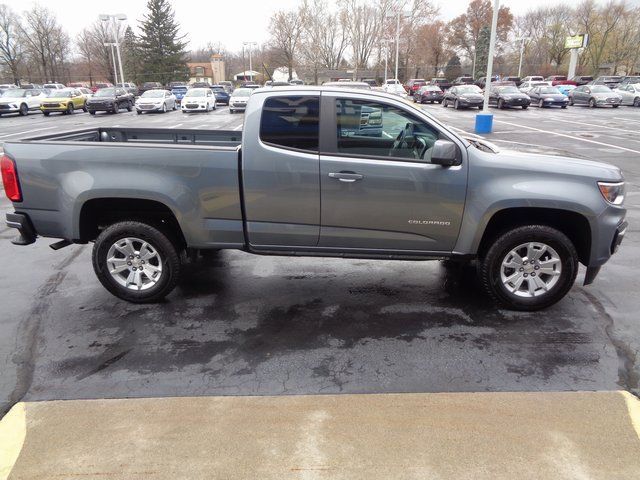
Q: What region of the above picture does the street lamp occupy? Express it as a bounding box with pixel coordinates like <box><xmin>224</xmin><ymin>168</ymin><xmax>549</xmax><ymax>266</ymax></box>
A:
<box><xmin>381</xmin><ymin>39</ymin><xmax>393</xmax><ymax>84</ymax></box>
<box><xmin>515</xmin><ymin>36</ymin><xmax>531</xmax><ymax>78</ymax></box>
<box><xmin>243</xmin><ymin>41</ymin><xmax>257</xmax><ymax>82</ymax></box>
<box><xmin>103</xmin><ymin>43</ymin><xmax>119</xmax><ymax>85</ymax></box>
<box><xmin>100</xmin><ymin>14</ymin><xmax>127</xmax><ymax>86</ymax></box>
<box><xmin>386</xmin><ymin>10</ymin><xmax>410</xmax><ymax>81</ymax></box>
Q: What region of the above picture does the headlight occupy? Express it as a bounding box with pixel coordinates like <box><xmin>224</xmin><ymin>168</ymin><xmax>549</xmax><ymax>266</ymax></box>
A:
<box><xmin>598</xmin><ymin>181</ymin><xmax>625</xmax><ymax>205</ymax></box>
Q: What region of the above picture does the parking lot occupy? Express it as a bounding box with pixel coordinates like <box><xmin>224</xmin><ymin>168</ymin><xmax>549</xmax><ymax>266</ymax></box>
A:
<box><xmin>1</xmin><ymin>100</ymin><xmax>638</xmax><ymax>417</ymax></box>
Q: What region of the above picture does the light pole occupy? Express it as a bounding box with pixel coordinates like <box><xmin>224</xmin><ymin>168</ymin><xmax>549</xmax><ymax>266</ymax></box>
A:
<box><xmin>243</xmin><ymin>41</ymin><xmax>257</xmax><ymax>82</ymax></box>
<box><xmin>516</xmin><ymin>36</ymin><xmax>530</xmax><ymax>78</ymax></box>
<box><xmin>104</xmin><ymin>42</ymin><xmax>119</xmax><ymax>85</ymax></box>
<box><xmin>381</xmin><ymin>39</ymin><xmax>393</xmax><ymax>84</ymax></box>
<box><xmin>482</xmin><ymin>0</ymin><xmax>500</xmax><ymax>112</ymax></box>
<box><xmin>100</xmin><ymin>14</ymin><xmax>127</xmax><ymax>85</ymax></box>
<box><xmin>386</xmin><ymin>10</ymin><xmax>410</xmax><ymax>81</ymax></box>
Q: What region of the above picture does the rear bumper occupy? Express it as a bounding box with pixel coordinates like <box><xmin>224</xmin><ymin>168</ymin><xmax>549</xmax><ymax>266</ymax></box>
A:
<box><xmin>5</xmin><ymin>213</ymin><xmax>37</xmax><ymax>245</ymax></box>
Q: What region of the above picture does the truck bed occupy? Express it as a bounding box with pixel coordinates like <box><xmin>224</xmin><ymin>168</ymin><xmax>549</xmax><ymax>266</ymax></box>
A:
<box><xmin>21</xmin><ymin>127</ymin><xmax>243</xmax><ymax>148</ymax></box>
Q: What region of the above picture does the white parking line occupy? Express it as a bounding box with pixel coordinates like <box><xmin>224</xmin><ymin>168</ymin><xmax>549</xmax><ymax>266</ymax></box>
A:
<box><xmin>233</xmin><ymin>124</ymin><xmax>243</xmax><ymax>131</ymax></box>
<box><xmin>169</xmin><ymin>123</ymin><xmax>183</xmax><ymax>129</ymax></box>
<box><xmin>546</xmin><ymin>118</ymin><xmax>639</xmax><ymax>134</ymax></box>
<box><xmin>0</xmin><ymin>126</ymin><xmax>59</xmax><ymax>138</ymax></box>
<box><xmin>494</xmin><ymin>119</ymin><xmax>640</xmax><ymax>154</ymax></box>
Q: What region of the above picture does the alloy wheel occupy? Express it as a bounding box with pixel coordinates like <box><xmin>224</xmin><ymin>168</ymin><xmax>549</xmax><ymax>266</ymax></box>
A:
<box><xmin>500</xmin><ymin>242</ymin><xmax>562</xmax><ymax>298</ymax></box>
<box><xmin>106</xmin><ymin>237</ymin><xmax>163</xmax><ymax>291</ymax></box>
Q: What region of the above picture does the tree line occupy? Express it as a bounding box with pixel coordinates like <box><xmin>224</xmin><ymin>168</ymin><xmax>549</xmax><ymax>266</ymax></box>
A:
<box><xmin>0</xmin><ymin>0</ymin><xmax>188</xmax><ymax>86</ymax></box>
<box><xmin>1</xmin><ymin>0</ymin><xmax>639</xmax><ymax>86</ymax></box>
<box><xmin>261</xmin><ymin>0</ymin><xmax>639</xmax><ymax>81</ymax></box>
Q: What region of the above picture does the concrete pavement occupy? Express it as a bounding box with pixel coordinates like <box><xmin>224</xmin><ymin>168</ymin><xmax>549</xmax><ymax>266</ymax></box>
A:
<box><xmin>1</xmin><ymin>391</ymin><xmax>639</xmax><ymax>479</ymax></box>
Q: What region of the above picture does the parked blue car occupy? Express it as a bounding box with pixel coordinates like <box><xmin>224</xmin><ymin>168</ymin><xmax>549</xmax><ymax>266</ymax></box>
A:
<box><xmin>211</xmin><ymin>85</ymin><xmax>230</xmax><ymax>105</ymax></box>
<box><xmin>556</xmin><ymin>84</ymin><xmax>577</xmax><ymax>96</ymax></box>
<box><xmin>171</xmin><ymin>86</ymin><xmax>188</xmax><ymax>104</ymax></box>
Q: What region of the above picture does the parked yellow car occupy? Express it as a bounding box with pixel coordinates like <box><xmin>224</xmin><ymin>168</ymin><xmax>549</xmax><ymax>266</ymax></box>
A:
<box><xmin>40</xmin><ymin>88</ymin><xmax>87</xmax><ymax>115</ymax></box>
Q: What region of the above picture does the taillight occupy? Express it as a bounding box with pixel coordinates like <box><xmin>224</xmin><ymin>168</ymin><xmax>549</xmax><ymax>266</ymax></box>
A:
<box><xmin>1</xmin><ymin>155</ymin><xmax>22</xmax><ymax>202</ymax></box>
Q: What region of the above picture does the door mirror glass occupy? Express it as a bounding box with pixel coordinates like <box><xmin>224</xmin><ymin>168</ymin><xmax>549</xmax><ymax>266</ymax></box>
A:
<box><xmin>428</xmin><ymin>139</ymin><xmax>459</xmax><ymax>167</ymax></box>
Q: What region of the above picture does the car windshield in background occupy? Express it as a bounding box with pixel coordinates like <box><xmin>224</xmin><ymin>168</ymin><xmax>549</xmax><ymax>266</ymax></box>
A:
<box><xmin>497</xmin><ymin>86</ymin><xmax>520</xmax><ymax>93</ymax></box>
<box><xmin>540</xmin><ymin>87</ymin><xmax>561</xmax><ymax>94</ymax></box>
<box><xmin>47</xmin><ymin>89</ymin><xmax>73</xmax><ymax>97</ymax></box>
<box><xmin>185</xmin><ymin>89</ymin><xmax>208</xmax><ymax>97</ymax></box>
<box><xmin>591</xmin><ymin>86</ymin><xmax>611</xmax><ymax>93</ymax></box>
<box><xmin>603</xmin><ymin>77</ymin><xmax>622</xmax><ymax>82</ymax></box>
<box><xmin>458</xmin><ymin>86</ymin><xmax>481</xmax><ymax>93</ymax></box>
<box><xmin>141</xmin><ymin>90</ymin><xmax>165</xmax><ymax>98</ymax></box>
<box><xmin>212</xmin><ymin>87</ymin><xmax>225</xmax><ymax>91</ymax></box>
<box><xmin>232</xmin><ymin>89</ymin><xmax>252</xmax><ymax>97</ymax></box>
<box><xmin>0</xmin><ymin>89</ymin><xmax>27</xmax><ymax>97</ymax></box>
<box><xmin>95</xmin><ymin>88</ymin><xmax>116</xmax><ymax>97</ymax></box>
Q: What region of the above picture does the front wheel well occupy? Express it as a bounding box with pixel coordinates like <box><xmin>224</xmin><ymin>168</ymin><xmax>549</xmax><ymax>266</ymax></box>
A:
<box><xmin>477</xmin><ymin>207</ymin><xmax>591</xmax><ymax>265</ymax></box>
<box><xmin>78</xmin><ymin>198</ymin><xmax>186</xmax><ymax>249</ymax></box>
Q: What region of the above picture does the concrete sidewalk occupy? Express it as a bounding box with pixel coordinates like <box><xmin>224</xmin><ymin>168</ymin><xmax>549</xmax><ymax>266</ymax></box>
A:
<box><xmin>1</xmin><ymin>391</ymin><xmax>639</xmax><ymax>479</ymax></box>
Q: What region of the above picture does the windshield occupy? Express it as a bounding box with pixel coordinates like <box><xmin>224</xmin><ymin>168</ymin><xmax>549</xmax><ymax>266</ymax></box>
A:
<box><xmin>212</xmin><ymin>87</ymin><xmax>225</xmax><ymax>92</ymax></box>
<box><xmin>458</xmin><ymin>86</ymin><xmax>481</xmax><ymax>94</ymax></box>
<box><xmin>94</xmin><ymin>88</ymin><xmax>116</xmax><ymax>97</ymax></box>
<box><xmin>141</xmin><ymin>90</ymin><xmax>165</xmax><ymax>98</ymax></box>
<box><xmin>232</xmin><ymin>88</ymin><xmax>252</xmax><ymax>97</ymax></box>
<box><xmin>172</xmin><ymin>87</ymin><xmax>187</xmax><ymax>92</ymax></box>
<box><xmin>184</xmin><ymin>89</ymin><xmax>208</xmax><ymax>97</ymax></box>
<box><xmin>591</xmin><ymin>86</ymin><xmax>611</xmax><ymax>93</ymax></box>
<box><xmin>497</xmin><ymin>86</ymin><xmax>520</xmax><ymax>93</ymax></box>
<box><xmin>540</xmin><ymin>87</ymin><xmax>561</xmax><ymax>94</ymax></box>
<box><xmin>0</xmin><ymin>89</ymin><xmax>27</xmax><ymax>98</ymax></box>
<box><xmin>47</xmin><ymin>89</ymin><xmax>74</xmax><ymax>97</ymax></box>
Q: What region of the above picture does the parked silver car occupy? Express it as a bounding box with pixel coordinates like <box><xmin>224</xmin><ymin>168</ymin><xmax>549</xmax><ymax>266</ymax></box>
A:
<box><xmin>135</xmin><ymin>89</ymin><xmax>177</xmax><ymax>114</ymax></box>
<box><xmin>613</xmin><ymin>83</ymin><xmax>640</xmax><ymax>106</ymax></box>
<box><xmin>567</xmin><ymin>85</ymin><xmax>622</xmax><ymax>108</ymax></box>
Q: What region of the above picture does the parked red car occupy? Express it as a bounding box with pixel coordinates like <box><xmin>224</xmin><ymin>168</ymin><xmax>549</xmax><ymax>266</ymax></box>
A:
<box><xmin>90</xmin><ymin>82</ymin><xmax>113</xmax><ymax>93</ymax></box>
<box><xmin>545</xmin><ymin>76</ymin><xmax>577</xmax><ymax>86</ymax></box>
<box><xmin>403</xmin><ymin>79</ymin><xmax>426</xmax><ymax>94</ymax></box>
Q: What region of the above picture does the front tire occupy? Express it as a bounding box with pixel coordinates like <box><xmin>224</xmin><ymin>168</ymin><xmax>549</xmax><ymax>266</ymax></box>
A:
<box><xmin>479</xmin><ymin>225</ymin><xmax>578</xmax><ymax>311</ymax></box>
<box><xmin>92</xmin><ymin>221</ymin><xmax>182</xmax><ymax>303</ymax></box>
<box><xmin>498</xmin><ymin>99</ymin><xmax>505</xmax><ymax>109</ymax></box>
<box><xmin>589</xmin><ymin>98</ymin><xmax>596</xmax><ymax>108</ymax></box>
<box><xmin>19</xmin><ymin>103</ymin><xmax>28</xmax><ymax>116</ymax></box>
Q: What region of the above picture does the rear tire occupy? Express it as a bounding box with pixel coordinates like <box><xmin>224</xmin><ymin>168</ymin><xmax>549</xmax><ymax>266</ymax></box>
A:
<box><xmin>634</xmin><ymin>97</ymin><xmax>640</xmax><ymax>107</ymax></box>
<box><xmin>479</xmin><ymin>225</ymin><xmax>578</xmax><ymax>311</ymax></box>
<box><xmin>92</xmin><ymin>221</ymin><xmax>182</xmax><ymax>303</ymax></box>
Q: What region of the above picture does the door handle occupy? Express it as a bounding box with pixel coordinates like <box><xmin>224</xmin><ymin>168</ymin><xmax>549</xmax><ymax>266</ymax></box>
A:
<box><xmin>328</xmin><ymin>172</ymin><xmax>364</xmax><ymax>183</ymax></box>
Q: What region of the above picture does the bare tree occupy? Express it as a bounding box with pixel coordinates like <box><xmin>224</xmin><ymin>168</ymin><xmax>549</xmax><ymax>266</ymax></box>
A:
<box><xmin>300</xmin><ymin>0</ymin><xmax>349</xmax><ymax>83</ymax></box>
<box><xmin>576</xmin><ymin>0</ymin><xmax>625</xmax><ymax>75</ymax></box>
<box><xmin>0</xmin><ymin>4</ymin><xmax>23</xmax><ymax>84</ymax></box>
<box><xmin>269</xmin><ymin>6</ymin><xmax>307</xmax><ymax>81</ymax></box>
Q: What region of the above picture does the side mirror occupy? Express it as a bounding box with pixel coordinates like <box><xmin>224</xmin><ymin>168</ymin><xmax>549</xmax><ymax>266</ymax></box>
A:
<box><xmin>429</xmin><ymin>139</ymin><xmax>459</xmax><ymax>167</ymax></box>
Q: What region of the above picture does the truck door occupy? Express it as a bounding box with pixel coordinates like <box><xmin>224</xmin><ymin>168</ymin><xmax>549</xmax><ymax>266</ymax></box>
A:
<box><xmin>241</xmin><ymin>94</ymin><xmax>321</xmax><ymax>247</ymax></box>
<box><xmin>318</xmin><ymin>93</ymin><xmax>468</xmax><ymax>252</ymax></box>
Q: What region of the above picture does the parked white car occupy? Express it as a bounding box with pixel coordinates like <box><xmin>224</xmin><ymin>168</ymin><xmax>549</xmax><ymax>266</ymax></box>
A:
<box><xmin>0</xmin><ymin>88</ymin><xmax>46</xmax><ymax>116</ymax></box>
<box><xmin>77</xmin><ymin>88</ymin><xmax>94</xmax><ymax>101</ymax></box>
<box><xmin>0</xmin><ymin>83</ymin><xmax>18</xmax><ymax>90</ymax></box>
<box><xmin>519</xmin><ymin>81</ymin><xmax>551</xmax><ymax>94</ymax></box>
<box><xmin>181</xmin><ymin>88</ymin><xmax>216</xmax><ymax>113</ymax></box>
<box><xmin>43</xmin><ymin>83</ymin><xmax>66</xmax><ymax>90</ymax></box>
<box><xmin>228</xmin><ymin>88</ymin><xmax>253</xmax><ymax>113</ymax></box>
<box><xmin>135</xmin><ymin>89</ymin><xmax>176</xmax><ymax>114</ymax></box>
<box><xmin>614</xmin><ymin>83</ymin><xmax>640</xmax><ymax>107</ymax></box>
<box><xmin>383</xmin><ymin>79</ymin><xmax>406</xmax><ymax>96</ymax></box>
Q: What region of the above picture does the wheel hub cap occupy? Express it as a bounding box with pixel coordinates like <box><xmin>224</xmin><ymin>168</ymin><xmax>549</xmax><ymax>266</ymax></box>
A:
<box><xmin>500</xmin><ymin>242</ymin><xmax>562</xmax><ymax>298</ymax></box>
<box><xmin>106</xmin><ymin>237</ymin><xmax>163</xmax><ymax>291</ymax></box>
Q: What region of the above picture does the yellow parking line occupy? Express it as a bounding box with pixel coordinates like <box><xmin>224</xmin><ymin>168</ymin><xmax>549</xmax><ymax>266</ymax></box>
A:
<box><xmin>0</xmin><ymin>403</ymin><xmax>26</xmax><ymax>480</ymax></box>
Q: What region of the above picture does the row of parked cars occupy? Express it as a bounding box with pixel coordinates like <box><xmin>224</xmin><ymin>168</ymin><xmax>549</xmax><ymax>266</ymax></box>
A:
<box><xmin>0</xmin><ymin>80</ymin><xmax>262</xmax><ymax>117</ymax></box>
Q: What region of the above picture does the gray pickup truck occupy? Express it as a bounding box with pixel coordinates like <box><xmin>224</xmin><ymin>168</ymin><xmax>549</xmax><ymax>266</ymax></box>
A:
<box><xmin>2</xmin><ymin>87</ymin><xmax>627</xmax><ymax>310</ymax></box>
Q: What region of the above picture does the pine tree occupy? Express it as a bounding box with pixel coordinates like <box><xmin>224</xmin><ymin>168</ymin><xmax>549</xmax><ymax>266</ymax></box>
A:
<box><xmin>122</xmin><ymin>26</ymin><xmax>141</xmax><ymax>84</ymax></box>
<box><xmin>444</xmin><ymin>55</ymin><xmax>462</xmax><ymax>81</ymax></box>
<box><xmin>137</xmin><ymin>0</ymin><xmax>188</xmax><ymax>84</ymax></box>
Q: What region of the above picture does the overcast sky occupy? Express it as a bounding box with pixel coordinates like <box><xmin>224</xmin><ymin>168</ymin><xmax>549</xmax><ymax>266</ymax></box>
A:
<box><xmin>2</xmin><ymin>0</ymin><xmax>635</xmax><ymax>52</ymax></box>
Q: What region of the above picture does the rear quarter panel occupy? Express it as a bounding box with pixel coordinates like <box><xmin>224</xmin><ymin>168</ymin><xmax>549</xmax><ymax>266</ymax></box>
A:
<box><xmin>4</xmin><ymin>142</ymin><xmax>244</xmax><ymax>248</ymax></box>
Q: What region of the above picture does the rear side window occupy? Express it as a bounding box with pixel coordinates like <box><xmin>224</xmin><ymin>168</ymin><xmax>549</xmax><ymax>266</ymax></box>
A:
<box><xmin>260</xmin><ymin>96</ymin><xmax>319</xmax><ymax>152</ymax></box>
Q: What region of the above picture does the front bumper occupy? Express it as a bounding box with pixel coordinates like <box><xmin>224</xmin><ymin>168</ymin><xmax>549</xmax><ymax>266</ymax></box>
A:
<box><xmin>0</xmin><ymin>104</ymin><xmax>20</xmax><ymax>113</ymax></box>
<box><xmin>584</xmin><ymin>219</ymin><xmax>627</xmax><ymax>285</ymax></box>
<box><xmin>504</xmin><ymin>99</ymin><xmax>530</xmax><ymax>107</ymax></box>
<box><xmin>230</xmin><ymin>102</ymin><xmax>247</xmax><ymax>110</ymax></box>
<box><xmin>87</xmin><ymin>103</ymin><xmax>116</xmax><ymax>112</ymax></box>
<box><xmin>136</xmin><ymin>104</ymin><xmax>163</xmax><ymax>112</ymax></box>
<box><xmin>40</xmin><ymin>105</ymin><xmax>70</xmax><ymax>112</ymax></box>
<box><xmin>6</xmin><ymin>213</ymin><xmax>37</xmax><ymax>246</ymax></box>
<box><xmin>181</xmin><ymin>103</ymin><xmax>209</xmax><ymax>111</ymax></box>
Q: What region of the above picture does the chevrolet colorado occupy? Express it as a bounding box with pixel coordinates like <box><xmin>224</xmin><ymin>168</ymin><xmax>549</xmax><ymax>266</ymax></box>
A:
<box><xmin>2</xmin><ymin>87</ymin><xmax>627</xmax><ymax>310</ymax></box>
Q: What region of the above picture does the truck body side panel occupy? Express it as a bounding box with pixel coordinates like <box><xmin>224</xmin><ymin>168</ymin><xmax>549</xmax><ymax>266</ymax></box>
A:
<box><xmin>4</xmin><ymin>142</ymin><xmax>244</xmax><ymax>248</ymax></box>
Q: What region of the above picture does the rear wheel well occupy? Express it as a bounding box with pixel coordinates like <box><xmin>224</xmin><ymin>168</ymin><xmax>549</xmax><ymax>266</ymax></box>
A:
<box><xmin>477</xmin><ymin>208</ymin><xmax>591</xmax><ymax>265</ymax></box>
<box><xmin>79</xmin><ymin>198</ymin><xmax>186</xmax><ymax>249</ymax></box>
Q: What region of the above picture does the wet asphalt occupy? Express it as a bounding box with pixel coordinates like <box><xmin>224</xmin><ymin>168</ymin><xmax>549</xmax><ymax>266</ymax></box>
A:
<box><xmin>0</xmin><ymin>100</ymin><xmax>638</xmax><ymax>416</ymax></box>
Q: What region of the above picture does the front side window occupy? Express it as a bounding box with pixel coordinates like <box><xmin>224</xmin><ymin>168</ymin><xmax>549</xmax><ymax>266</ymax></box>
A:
<box><xmin>335</xmin><ymin>99</ymin><xmax>440</xmax><ymax>161</ymax></box>
<box><xmin>260</xmin><ymin>96</ymin><xmax>319</xmax><ymax>152</ymax></box>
